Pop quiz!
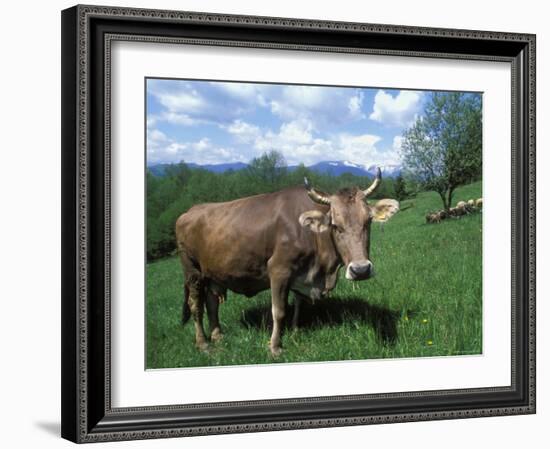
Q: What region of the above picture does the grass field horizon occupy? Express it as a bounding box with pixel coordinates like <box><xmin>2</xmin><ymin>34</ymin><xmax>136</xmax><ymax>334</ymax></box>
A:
<box><xmin>146</xmin><ymin>180</ymin><xmax>482</xmax><ymax>369</ymax></box>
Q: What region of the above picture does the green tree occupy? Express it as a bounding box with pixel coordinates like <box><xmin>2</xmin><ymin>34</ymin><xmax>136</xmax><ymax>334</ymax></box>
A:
<box><xmin>401</xmin><ymin>92</ymin><xmax>482</xmax><ymax>210</ymax></box>
<box><xmin>246</xmin><ymin>150</ymin><xmax>287</xmax><ymax>187</ymax></box>
<box><xmin>164</xmin><ymin>161</ymin><xmax>191</xmax><ymax>186</ymax></box>
<box><xmin>393</xmin><ymin>173</ymin><xmax>407</xmax><ymax>202</ymax></box>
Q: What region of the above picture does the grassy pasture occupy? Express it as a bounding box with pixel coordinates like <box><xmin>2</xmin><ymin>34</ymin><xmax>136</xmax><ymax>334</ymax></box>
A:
<box><xmin>146</xmin><ymin>181</ymin><xmax>482</xmax><ymax>368</ymax></box>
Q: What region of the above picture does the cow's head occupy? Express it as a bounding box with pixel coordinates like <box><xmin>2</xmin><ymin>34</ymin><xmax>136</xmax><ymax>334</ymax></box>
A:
<box><xmin>299</xmin><ymin>168</ymin><xmax>399</xmax><ymax>281</ymax></box>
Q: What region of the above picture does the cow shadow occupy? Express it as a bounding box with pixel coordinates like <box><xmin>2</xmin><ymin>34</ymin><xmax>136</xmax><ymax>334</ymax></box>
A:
<box><xmin>240</xmin><ymin>296</ymin><xmax>402</xmax><ymax>345</ymax></box>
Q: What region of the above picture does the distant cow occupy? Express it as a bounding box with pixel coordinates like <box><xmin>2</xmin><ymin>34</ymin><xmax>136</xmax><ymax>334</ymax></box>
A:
<box><xmin>475</xmin><ymin>198</ymin><xmax>483</xmax><ymax>209</ymax></box>
<box><xmin>175</xmin><ymin>169</ymin><xmax>399</xmax><ymax>356</ymax></box>
<box><xmin>425</xmin><ymin>213</ymin><xmax>437</xmax><ymax>224</ymax></box>
<box><xmin>426</xmin><ymin>210</ymin><xmax>448</xmax><ymax>224</ymax></box>
<box><xmin>457</xmin><ymin>200</ymin><xmax>476</xmax><ymax>214</ymax></box>
<box><xmin>449</xmin><ymin>206</ymin><xmax>467</xmax><ymax>217</ymax></box>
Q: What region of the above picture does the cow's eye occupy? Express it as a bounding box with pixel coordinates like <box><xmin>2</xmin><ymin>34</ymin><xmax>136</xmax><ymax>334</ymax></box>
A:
<box><xmin>332</xmin><ymin>224</ymin><xmax>344</xmax><ymax>233</ymax></box>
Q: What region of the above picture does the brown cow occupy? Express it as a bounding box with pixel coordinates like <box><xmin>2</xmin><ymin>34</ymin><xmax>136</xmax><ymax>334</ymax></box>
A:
<box><xmin>175</xmin><ymin>169</ymin><xmax>399</xmax><ymax>356</ymax></box>
<box><xmin>426</xmin><ymin>212</ymin><xmax>439</xmax><ymax>224</ymax></box>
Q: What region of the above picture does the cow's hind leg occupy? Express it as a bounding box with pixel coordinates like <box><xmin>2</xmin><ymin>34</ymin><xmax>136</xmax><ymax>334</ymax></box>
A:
<box><xmin>180</xmin><ymin>252</ymin><xmax>209</xmax><ymax>351</ymax></box>
<box><xmin>185</xmin><ymin>276</ymin><xmax>208</xmax><ymax>351</ymax></box>
<box><xmin>181</xmin><ymin>284</ymin><xmax>191</xmax><ymax>325</ymax></box>
<box><xmin>205</xmin><ymin>285</ymin><xmax>224</xmax><ymax>342</ymax></box>
<box><xmin>292</xmin><ymin>293</ymin><xmax>304</xmax><ymax>331</ymax></box>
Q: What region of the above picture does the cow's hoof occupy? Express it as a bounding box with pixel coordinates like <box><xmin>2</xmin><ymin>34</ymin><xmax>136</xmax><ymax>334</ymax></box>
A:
<box><xmin>210</xmin><ymin>329</ymin><xmax>224</xmax><ymax>342</ymax></box>
<box><xmin>270</xmin><ymin>346</ymin><xmax>283</xmax><ymax>357</ymax></box>
<box><xmin>196</xmin><ymin>341</ymin><xmax>209</xmax><ymax>352</ymax></box>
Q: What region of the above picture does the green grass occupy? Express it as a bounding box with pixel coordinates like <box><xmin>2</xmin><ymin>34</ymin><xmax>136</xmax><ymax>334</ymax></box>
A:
<box><xmin>146</xmin><ymin>182</ymin><xmax>482</xmax><ymax>368</ymax></box>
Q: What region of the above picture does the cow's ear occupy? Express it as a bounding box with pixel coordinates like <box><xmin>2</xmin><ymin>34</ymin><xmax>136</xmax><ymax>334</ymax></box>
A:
<box><xmin>371</xmin><ymin>199</ymin><xmax>400</xmax><ymax>222</ymax></box>
<box><xmin>299</xmin><ymin>210</ymin><xmax>331</xmax><ymax>233</ymax></box>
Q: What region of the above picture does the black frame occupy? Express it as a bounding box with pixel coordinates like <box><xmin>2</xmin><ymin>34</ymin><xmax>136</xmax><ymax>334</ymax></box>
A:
<box><xmin>61</xmin><ymin>4</ymin><xmax>536</xmax><ymax>443</ymax></box>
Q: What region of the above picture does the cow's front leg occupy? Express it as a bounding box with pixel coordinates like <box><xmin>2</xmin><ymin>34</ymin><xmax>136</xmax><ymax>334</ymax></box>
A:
<box><xmin>269</xmin><ymin>270</ymin><xmax>290</xmax><ymax>357</ymax></box>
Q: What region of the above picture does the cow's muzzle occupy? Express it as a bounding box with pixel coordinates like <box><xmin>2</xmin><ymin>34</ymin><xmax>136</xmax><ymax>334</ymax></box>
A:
<box><xmin>345</xmin><ymin>260</ymin><xmax>374</xmax><ymax>281</ymax></box>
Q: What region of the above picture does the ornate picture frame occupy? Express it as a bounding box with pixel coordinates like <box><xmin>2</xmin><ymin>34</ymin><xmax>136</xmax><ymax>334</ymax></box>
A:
<box><xmin>61</xmin><ymin>4</ymin><xmax>535</xmax><ymax>443</ymax></box>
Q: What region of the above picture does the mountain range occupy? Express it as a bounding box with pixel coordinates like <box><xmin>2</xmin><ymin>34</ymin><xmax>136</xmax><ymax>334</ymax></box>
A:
<box><xmin>148</xmin><ymin>160</ymin><xmax>402</xmax><ymax>178</ymax></box>
<box><xmin>306</xmin><ymin>161</ymin><xmax>402</xmax><ymax>178</ymax></box>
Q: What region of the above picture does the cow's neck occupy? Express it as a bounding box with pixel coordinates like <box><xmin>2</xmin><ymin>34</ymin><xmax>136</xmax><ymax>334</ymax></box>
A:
<box><xmin>315</xmin><ymin>232</ymin><xmax>342</xmax><ymax>286</ymax></box>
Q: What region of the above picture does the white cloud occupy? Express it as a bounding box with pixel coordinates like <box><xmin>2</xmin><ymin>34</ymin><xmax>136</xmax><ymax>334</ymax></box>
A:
<box><xmin>148</xmin><ymin>80</ymin><xmax>369</xmax><ymax>133</ymax></box>
<box><xmin>339</xmin><ymin>133</ymin><xmax>381</xmax><ymax>148</ymax></box>
<box><xmin>369</xmin><ymin>90</ymin><xmax>422</xmax><ymax>127</ymax></box>
<box><xmin>277</xmin><ymin>119</ymin><xmax>314</xmax><ymax>145</ymax></box>
<box><xmin>148</xmin><ymin>81</ymin><xmax>251</xmax><ymax>126</ymax></box>
<box><xmin>159</xmin><ymin>91</ymin><xmax>204</xmax><ymax>112</ymax></box>
<box><xmin>147</xmin><ymin>80</ymin><xmax>411</xmax><ymax>167</ymax></box>
<box><xmin>146</xmin><ymin>116</ymin><xmax>157</xmax><ymax>128</ymax></box>
<box><xmin>223</xmin><ymin>119</ymin><xmax>262</xmax><ymax>144</ymax></box>
<box><xmin>193</xmin><ymin>138</ymin><xmax>211</xmax><ymax>151</ymax></box>
<box><xmin>149</xmin><ymin>121</ymin><xmax>404</xmax><ymax>168</ymax></box>
<box><xmin>336</xmin><ymin>133</ymin><xmax>381</xmax><ymax>163</ymax></box>
<box><xmin>147</xmin><ymin>126</ymin><xmax>243</xmax><ymax>165</ymax></box>
<box><xmin>221</xmin><ymin>117</ymin><xmax>403</xmax><ymax>167</ymax></box>
<box><xmin>348</xmin><ymin>92</ymin><xmax>365</xmax><ymax>119</ymax></box>
<box><xmin>290</xmin><ymin>138</ymin><xmax>334</xmax><ymax>164</ymax></box>
<box><xmin>392</xmin><ymin>135</ymin><xmax>404</xmax><ymax>153</ymax></box>
<box><xmin>269</xmin><ymin>85</ymin><xmax>366</xmax><ymax>126</ymax></box>
<box><xmin>153</xmin><ymin>111</ymin><xmax>205</xmax><ymax>126</ymax></box>
<box><xmin>164</xmin><ymin>142</ymin><xmax>187</xmax><ymax>155</ymax></box>
<box><xmin>282</xmin><ymin>131</ymin><xmax>401</xmax><ymax>167</ymax></box>
<box><xmin>279</xmin><ymin>86</ymin><xmax>325</xmax><ymax>111</ymax></box>
<box><xmin>148</xmin><ymin>128</ymin><xmax>169</xmax><ymax>143</ymax></box>
<box><xmin>252</xmin><ymin>119</ymin><xmax>316</xmax><ymax>159</ymax></box>
<box><xmin>213</xmin><ymin>82</ymin><xmax>270</xmax><ymax>107</ymax></box>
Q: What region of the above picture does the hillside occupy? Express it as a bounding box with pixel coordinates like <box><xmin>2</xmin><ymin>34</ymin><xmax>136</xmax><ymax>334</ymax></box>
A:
<box><xmin>146</xmin><ymin>181</ymin><xmax>483</xmax><ymax>368</ymax></box>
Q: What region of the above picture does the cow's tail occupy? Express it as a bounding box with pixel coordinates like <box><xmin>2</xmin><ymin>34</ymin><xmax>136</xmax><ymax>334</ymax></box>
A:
<box><xmin>181</xmin><ymin>283</ymin><xmax>191</xmax><ymax>326</ymax></box>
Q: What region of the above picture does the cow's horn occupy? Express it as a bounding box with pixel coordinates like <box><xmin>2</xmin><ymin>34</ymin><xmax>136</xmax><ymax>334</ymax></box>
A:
<box><xmin>363</xmin><ymin>167</ymin><xmax>382</xmax><ymax>197</ymax></box>
<box><xmin>304</xmin><ymin>177</ymin><xmax>331</xmax><ymax>205</ymax></box>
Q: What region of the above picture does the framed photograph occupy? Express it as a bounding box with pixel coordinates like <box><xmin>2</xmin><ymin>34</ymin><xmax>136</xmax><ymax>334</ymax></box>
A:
<box><xmin>61</xmin><ymin>4</ymin><xmax>536</xmax><ymax>443</ymax></box>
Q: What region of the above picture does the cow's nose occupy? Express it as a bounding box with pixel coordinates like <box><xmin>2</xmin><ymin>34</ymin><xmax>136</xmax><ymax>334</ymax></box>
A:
<box><xmin>348</xmin><ymin>261</ymin><xmax>373</xmax><ymax>280</ymax></box>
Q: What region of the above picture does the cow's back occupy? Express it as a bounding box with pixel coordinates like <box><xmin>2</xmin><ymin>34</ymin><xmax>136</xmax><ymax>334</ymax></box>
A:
<box><xmin>175</xmin><ymin>186</ymin><xmax>325</xmax><ymax>295</ymax></box>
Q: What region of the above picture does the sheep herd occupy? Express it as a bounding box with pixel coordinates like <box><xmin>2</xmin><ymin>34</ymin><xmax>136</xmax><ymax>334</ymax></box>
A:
<box><xmin>426</xmin><ymin>198</ymin><xmax>482</xmax><ymax>224</ymax></box>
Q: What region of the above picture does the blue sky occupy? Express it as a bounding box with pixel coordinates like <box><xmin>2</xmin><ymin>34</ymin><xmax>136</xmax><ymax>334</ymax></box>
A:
<box><xmin>146</xmin><ymin>78</ymin><xmax>428</xmax><ymax>167</ymax></box>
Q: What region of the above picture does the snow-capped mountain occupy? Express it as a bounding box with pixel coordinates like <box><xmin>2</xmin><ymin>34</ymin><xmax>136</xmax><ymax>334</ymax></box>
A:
<box><xmin>305</xmin><ymin>161</ymin><xmax>402</xmax><ymax>177</ymax></box>
<box><xmin>305</xmin><ymin>161</ymin><xmax>369</xmax><ymax>177</ymax></box>
<box><xmin>365</xmin><ymin>164</ymin><xmax>403</xmax><ymax>178</ymax></box>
